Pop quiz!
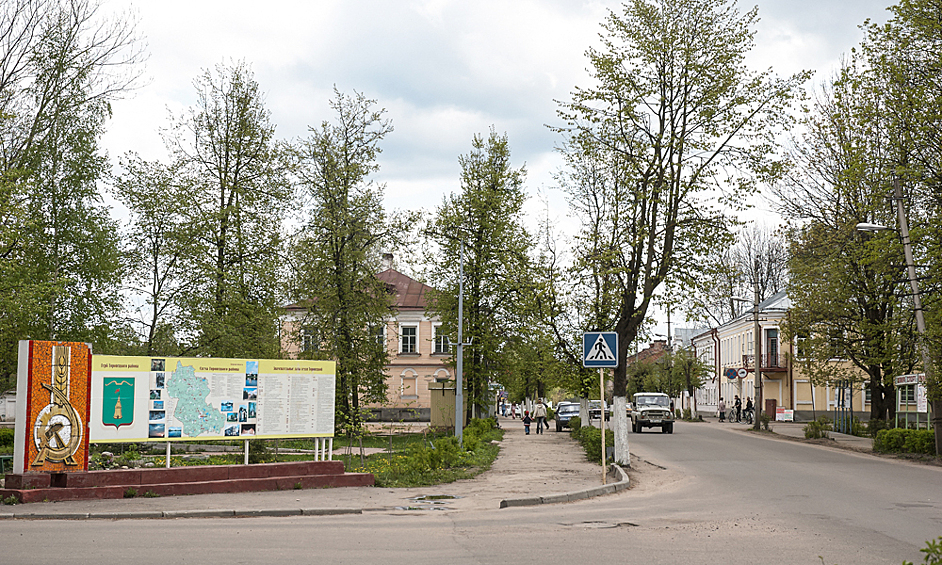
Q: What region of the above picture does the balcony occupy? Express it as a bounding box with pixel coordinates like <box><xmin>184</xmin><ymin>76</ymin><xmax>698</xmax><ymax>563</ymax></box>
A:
<box><xmin>742</xmin><ymin>354</ymin><xmax>788</xmax><ymax>372</ymax></box>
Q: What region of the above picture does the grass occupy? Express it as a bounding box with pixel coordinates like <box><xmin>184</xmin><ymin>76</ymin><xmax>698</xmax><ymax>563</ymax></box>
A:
<box><xmin>95</xmin><ymin>418</ymin><xmax>505</xmax><ymax>489</ymax></box>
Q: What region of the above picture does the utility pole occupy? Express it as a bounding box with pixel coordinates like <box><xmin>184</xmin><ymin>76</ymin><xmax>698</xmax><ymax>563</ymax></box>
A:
<box><xmin>891</xmin><ymin>180</ymin><xmax>939</xmax><ymax>455</ymax></box>
<box><xmin>856</xmin><ymin>179</ymin><xmax>939</xmax><ymax>455</ymax></box>
<box><xmin>753</xmin><ymin>283</ymin><xmax>762</xmax><ymax>430</ymax></box>
<box><xmin>455</xmin><ymin>239</ymin><xmax>464</xmax><ymax>448</ymax></box>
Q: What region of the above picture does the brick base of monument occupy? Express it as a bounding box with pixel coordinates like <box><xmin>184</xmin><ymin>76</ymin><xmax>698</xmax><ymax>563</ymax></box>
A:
<box><xmin>0</xmin><ymin>461</ymin><xmax>374</xmax><ymax>503</ymax></box>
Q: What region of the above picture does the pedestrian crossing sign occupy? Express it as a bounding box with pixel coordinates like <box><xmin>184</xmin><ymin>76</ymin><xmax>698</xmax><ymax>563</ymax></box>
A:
<box><xmin>583</xmin><ymin>332</ymin><xmax>618</xmax><ymax>368</ymax></box>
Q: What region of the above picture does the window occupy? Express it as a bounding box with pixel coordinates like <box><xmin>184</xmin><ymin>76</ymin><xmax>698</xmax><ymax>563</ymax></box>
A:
<box><xmin>901</xmin><ymin>385</ymin><xmax>916</xmax><ymax>405</ymax></box>
<box><xmin>795</xmin><ymin>331</ymin><xmax>809</xmax><ymax>359</ymax></box>
<box><xmin>399</xmin><ymin>375</ymin><xmax>418</xmax><ymax>399</ymax></box>
<box><xmin>400</xmin><ymin>325</ymin><xmax>417</xmax><ymax>354</ymax></box>
<box><xmin>301</xmin><ymin>328</ymin><xmax>319</xmax><ymax>353</ymax></box>
<box><xmin>433</xmin><ymin>325</ymin><xmax>449</xmax><ymax>355</ymax></box>
<box><xmin>372</xmin><ymin>324</ymin><xmax>386</xmax><ymax>347</ymax></box>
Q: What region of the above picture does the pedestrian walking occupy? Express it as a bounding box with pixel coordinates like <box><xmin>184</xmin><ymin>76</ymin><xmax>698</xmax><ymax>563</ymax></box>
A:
<box><xmin>523</xmin><ymin>411</ymin><xmax>532</xmax><ymax>434</ymax></box>
<box><xmin>718</xmin><ymin>397</ymin><xmax>726</xmax><ymax>422</ymax></box>
<box><xmin>533</xmin><ymin>399</ymin><xmax>548</xmax><ymax>434</ymax></box>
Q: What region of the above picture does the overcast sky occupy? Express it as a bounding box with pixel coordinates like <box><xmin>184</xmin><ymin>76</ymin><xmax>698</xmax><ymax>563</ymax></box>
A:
<box><xmin>101</xmin><ymin>0</ymin><xmax>895</xmax><ymax>333</ymax></box>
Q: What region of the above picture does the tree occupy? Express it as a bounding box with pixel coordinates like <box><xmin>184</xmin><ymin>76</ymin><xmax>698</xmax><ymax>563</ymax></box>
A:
<box><xmin>774</xmin><ymin>12</ymin><xmax>926</xmax><ymax>424</ymax></box>
<box><xmin>671</xmin><ymin>348</ymin><xmax>710</xmax><ymax>418</ymax></box>
<box><xmin>427</xmin><ymin>130</ymin><xmax>534</xmax><ymax>423</ymax></box>
<box><xmin>290</xmin><ymin>88</ymin><xmax>402</xmax><ymax>436</ymax></box>
<box><xmin>688</xmin><ymin>225</ymin><xmax>789</xmax><ymax>326</ymax></box>
<box><xmin>555</xmin><ymin>0</ymin><xmax>808</xmax><ymax>465</ymax></box>
<box><xmin>165</xmin><ymin>61</ymin><xmax>291</xmax><ymax>359</ymax></box>
<box><xmin>864</xmin><ymin>0</ymin><xmax>942</xmax><ymax>454</ymax></box>
<box><xmin>113</xmin><ymin>156</ymin><xmax>194</xmax><ymax>356</ymax></box>
<box><xmin>783</xmin><ymin>0</ymin><xmax>942</xmax><ymax>451</ymax></box>
<box><xmin>0</xmin><ymin>0</ymin><xmax>141</xmax><ymax>389</ymax></box>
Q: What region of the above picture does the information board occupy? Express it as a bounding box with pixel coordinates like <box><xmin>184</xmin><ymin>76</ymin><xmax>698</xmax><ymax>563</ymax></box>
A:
<box><xmin>89</xmin><ymin>356</ymin><xmax>335</xmax><ymax>442</ymax></box>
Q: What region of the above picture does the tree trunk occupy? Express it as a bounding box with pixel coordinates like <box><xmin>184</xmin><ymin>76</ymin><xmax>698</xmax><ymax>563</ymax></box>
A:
<box><xmin>932</xmin><ymin>399</ymin><xmax>942</xmax><ymax>457</ymax></box>
<box><xmin>612</xmin><ymin>395</ymin><xmax>630</xmax><ymax>465</ymax></box>
<box><xmin>579</xmin><ymin>397</ymin><xmax>589</xmax><ymax>424</ymax></box>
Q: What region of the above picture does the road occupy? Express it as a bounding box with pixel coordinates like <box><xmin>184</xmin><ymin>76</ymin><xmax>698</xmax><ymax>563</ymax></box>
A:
<box><xmin>2</xmin><ymin>423</ymin><xmax>939</xmax><ymax>565</ymax></box>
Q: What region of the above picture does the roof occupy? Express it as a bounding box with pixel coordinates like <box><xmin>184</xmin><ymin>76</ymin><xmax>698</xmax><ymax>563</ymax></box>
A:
<box><xmin>376</xmin><ymin>269</ymin><xmax>434</xmax><ymax>310</ymax></box>
<box><xmin>285</xmin><ymin>269</ymin><xmax>435</xmax><ymax>312</ymax></box>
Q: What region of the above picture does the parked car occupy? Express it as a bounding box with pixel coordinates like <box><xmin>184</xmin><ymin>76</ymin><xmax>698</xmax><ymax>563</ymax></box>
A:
<box><xmin>554</xmin><ymin>402</ymin><xmax>580</xmax><ymax>431</ymax></box>
<box><xmin>631</xmin><ymin>392</ymin><xmax>674</xmax><ymax>433</ymax></box>
<box><xmin>588</xmin><ymin>400</ymin><xmax>611</xmax><ymax>421</ymax></box>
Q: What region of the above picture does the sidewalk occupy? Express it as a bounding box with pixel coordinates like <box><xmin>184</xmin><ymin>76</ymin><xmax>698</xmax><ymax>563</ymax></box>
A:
<box><xmin>0</xmin><ymin>415</ymin><xmax>615</xmax><ymax>519</ymax></box>
<box><xmin>704</xmin><ymin>416</ymin><xmax>874</xmax><ymax>451</ymax></box>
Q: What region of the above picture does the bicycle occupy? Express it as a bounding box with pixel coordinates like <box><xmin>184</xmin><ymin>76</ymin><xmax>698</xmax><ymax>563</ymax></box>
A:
<box><xmin>742</xmin><ymin>409</ymin><xmax>754</xmax><ymax>424</ymax></box>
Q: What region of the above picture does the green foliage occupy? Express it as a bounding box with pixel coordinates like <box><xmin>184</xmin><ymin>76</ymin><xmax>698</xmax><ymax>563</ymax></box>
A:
<box><xmin>0</xmin><ymin>0</ymin><xmax>143</xmax><ymax>388</ymax></box>
<box><xmin>248</xmin><ymin>440</ymin><xmax>274</xmax><ymax>464</ymax></box>
<box><xmin>162</xmin><ymin>61</ymin><xmax>290</xmax><ymax>359</ymax></box>
<box><xmin>291</xmin><ymin>88</ymin><xmax>405</xmax><ymax>434</ymax></box>
<box><xmin>348</xmin><ymin>421</ymin><xmax>503</xmax><ymax>488</ymax></box>
<box><xmin>867</xmin><ymin>418</ymin><xmax>891</xmax><ymax>438</ymax></box>
<box><xmin>804</xmin><ymin>417</ymin><xmax>831</xmax><ymax>439</ymax></box>
<box><xmin>143</xmin><ymin>490</ymin><xmax>159</xmax><ymax>498</ymax></box>
<box><xmin>124</xmin><ymin>487</ymin><xmax>137</xmax><ymax>498</ymax></box>
<box><xmin>851</xmin><ymin>417</ymin><xmax>867</xmax><ymax>438</ymax></box>
<box><xmin>426</xmin><ymin>130</ymin><xmax>535</xmax><ymax>418</ymax></box>
<box><xmin>758</xmin><ymin>413</ymin><xmax>772</xmax><ymax>431</ymax></box>
<box><xmin>568</xmin><ymin>416</ymin><xmax>582</xmax><ymax>434</ymax></box>
<box><xmin>0</xmin><ymin>427</ymin><xmax>13</xmax><ymax>447</ymax></box>
<box><xmin>556</xmin><ymin>0</ymin><xmax>808</xmax><ymax>453</ymax></box>
<box><xmin>2</xmin><ymin>494</ymin><xmax>19</xmax><ymax>505</ymax></box>
<box><xmin>571</xmin><ymin>424</ymin><xmax>613</xmax><ymax>465</ymax></box>
<box><xmin>682</xmin><ymin>408</ymin><xmax>692</xmax><ymax>421</ymax></box>
<box><xmin>874</xmin><ymin>428</ymin><xmax>936</xmax><ymax>455</ymax></box>
<box><xmin>903</xmin><ymin>537</ymin><xmax>942</xmax><ymax>565</ymax></box>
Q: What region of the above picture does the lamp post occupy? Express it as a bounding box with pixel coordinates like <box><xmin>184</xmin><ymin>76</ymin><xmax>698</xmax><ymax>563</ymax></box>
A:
<box><xmin>733</xmin><ymin>291</ymin><xmax>762</xmax><ymax>430</ymax></box>
<box><xmin>455</xmin><ymin>239</ymin><xmax>465</xmax><ymax>448</ymax></box>
<box><xmin>856</xmin><ymin>179</ymin><xmax>940</xmax><ymax>455</ymax></box>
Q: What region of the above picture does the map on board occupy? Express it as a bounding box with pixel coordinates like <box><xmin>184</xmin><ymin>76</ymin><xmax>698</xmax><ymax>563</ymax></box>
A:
<box><xmin>89</xmin><ymin>355</ymin><xmax>336</xmax><ymax>443</ymax></box>
<box><xmin>166</xmin><ymin>361</ymin><xmax>225</xmax><ymax>437</ymax></box>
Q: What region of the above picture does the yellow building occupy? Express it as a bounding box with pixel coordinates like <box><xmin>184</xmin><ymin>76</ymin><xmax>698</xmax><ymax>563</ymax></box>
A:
<box><xmin>691</xmin><ymin>291</ymin><xmax>869</xmax><ymax>421</ymax></box>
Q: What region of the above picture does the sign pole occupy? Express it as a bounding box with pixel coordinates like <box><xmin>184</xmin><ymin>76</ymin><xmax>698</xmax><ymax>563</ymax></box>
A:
<box><xmin>600</xmin><ymin>367</ymin><xmax>607</xmax><ymax>484</ymax></box>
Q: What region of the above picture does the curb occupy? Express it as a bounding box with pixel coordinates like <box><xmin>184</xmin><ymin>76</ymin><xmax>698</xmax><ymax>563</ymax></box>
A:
<box><xmin>499</xmin><ymin>464</ymin><xmax>629</xmax><ymax>509</ymax></box>
<box><xmin>0</xmin><ymin>507</ymin><xmax>362</xmax><ymax>520</ymax></box>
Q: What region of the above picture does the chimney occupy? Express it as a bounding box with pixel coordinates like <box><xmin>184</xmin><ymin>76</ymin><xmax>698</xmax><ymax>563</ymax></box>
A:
<box><xmin>382</xmin><ymin>253</ymin><xmax>394</xmax><ymax>271</ymax></box>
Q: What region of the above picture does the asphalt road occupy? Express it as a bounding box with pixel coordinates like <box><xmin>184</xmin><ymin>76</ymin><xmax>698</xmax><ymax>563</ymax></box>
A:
<box><xmin>2</xmin><ymin>422</ymin><xmax>939</xmax><ymax>565</ymax></box>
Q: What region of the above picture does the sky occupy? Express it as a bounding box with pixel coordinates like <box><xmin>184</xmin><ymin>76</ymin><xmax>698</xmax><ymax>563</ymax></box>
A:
<box><xmin>100</xmin><ymin>0</ymin><xmax>896</xmax><ymax>336</ymax></box>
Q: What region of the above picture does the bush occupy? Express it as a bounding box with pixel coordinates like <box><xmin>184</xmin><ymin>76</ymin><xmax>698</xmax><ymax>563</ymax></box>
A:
<box><xmin>874</xmin><ymin>428</ymin><xmax>935</xmax><ymax>455</ymax></box>
<box><xmin>866</xmin><ymin>418</ymin><xmax>891</xmax><ymax>438</ymax></box>
<box><xmin>904</xmin><ymin>537</ymin><xmax>942</xmax><ymax>565</ymax></box>
<box><xmin>0</xmin><ymin>427</ymin><xmax>13</xmax><ymax>447</ymax></box>
<box><xmin>851</xmin><ymin>417</ymin><xmax>867</xmax><ymax>437</ymax></box>
<box><xmin>568</xmin><ymin>416</ymin><xmax>582</xmax><ymax>434</ymax></box>
<box><xmin>572</xmin><ymin>424</ymin><xmax>613</xmax><ymax>464</ymax></box>
<box><xmin>804</xmin><ymin>417</ymin><xmax>831</xmax><ymax>439</ymax></box>
<box><xmin>546</xmin><ymin>406</ymin><xmax>555</xmax><ymax>421</ymax></box>
<box><xmin>682</xmin><ymin>408</ymin><xmax>692</xmax><ymax>421</ymax></box>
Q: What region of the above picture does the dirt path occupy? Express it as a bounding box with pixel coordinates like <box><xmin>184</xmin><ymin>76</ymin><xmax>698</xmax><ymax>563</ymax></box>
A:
<box><xmin>382</xmin><ymin>415</ymin><xmax>607</xmax><ymax>511</ymax></box>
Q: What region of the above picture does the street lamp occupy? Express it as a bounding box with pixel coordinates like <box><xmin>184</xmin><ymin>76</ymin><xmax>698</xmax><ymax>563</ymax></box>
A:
<box><xmin>455</xmin><ymin>239</ymin><xmax>465</xmax><ymax>448</ymax></box>
<box><xmin>856</xmin><ymin>179</ymin><xmax>939</xmax><ymax>455</ymax></box>
<box><xmin>733</xmin><ymin>292</ymin><xmax>762</xmax><ymax>430</ymax></box>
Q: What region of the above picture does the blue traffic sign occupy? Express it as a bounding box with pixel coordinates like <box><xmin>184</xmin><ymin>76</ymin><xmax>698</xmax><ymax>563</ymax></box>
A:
<box><xmin>583</xmin><ymin>332</ymin><xmax>618</xmax><ymax>368</ymax></box>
